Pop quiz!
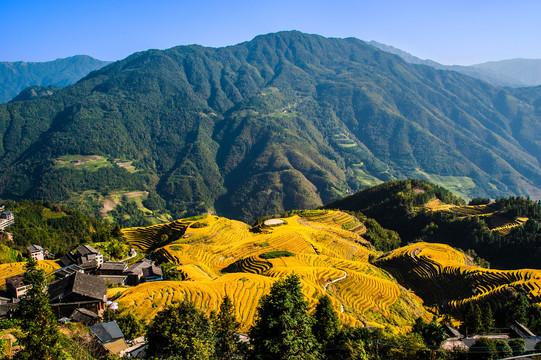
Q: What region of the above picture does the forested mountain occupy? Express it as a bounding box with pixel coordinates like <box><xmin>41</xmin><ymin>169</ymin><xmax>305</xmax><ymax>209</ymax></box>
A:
<box><xmin>369</xmin><ymin>41</ymin><xmax>541</xmax><ymax>87</ymax></box>
<box><xmin>0</xmin><ymin>55</ymin><xmax>110</xmax><ymax>103</ymax></box>
<box><xmin>1</xmin><ymin>31</ymin><xmax>541</xmax><ymax>223</ymax></box>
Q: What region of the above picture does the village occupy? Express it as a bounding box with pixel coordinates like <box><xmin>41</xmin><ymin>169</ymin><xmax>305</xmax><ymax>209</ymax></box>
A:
<box><xmin>0</xmin><ymin>209</ymin><xmax>162</xmax><ymax>358</ymax></box>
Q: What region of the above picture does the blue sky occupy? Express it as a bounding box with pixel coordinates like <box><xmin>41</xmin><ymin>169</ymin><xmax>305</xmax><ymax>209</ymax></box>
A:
<box><xmin>1</xmin><ymin>0</ymin><xmax>540</xmax><ymax>65</ymax></box>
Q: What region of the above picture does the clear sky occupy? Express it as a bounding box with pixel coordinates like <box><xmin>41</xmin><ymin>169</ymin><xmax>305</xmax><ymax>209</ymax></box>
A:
<box><xmin>1</xmin><ymin>0</ymin><xmax>540</xmax><ymax>65</ymax></box>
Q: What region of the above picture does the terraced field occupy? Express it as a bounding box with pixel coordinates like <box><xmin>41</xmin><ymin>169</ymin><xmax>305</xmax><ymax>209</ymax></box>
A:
<box><xmin>376</xmin><ymin>243</ymin><xmax>541</xmax><ymax>313</ymax></box>
<box><xmin>118</xmin><ymin>211</ymin><xmax>427</xmax><ymax>331</ymax></box>
<box><xmin>0</xmin><ymin>260</ymin><xmax>61</xmax><ymax>288</ymax></box>
<box><xmin>425</xmin><ymin>202</ymin><xmax>528</xmax><ymax>235</ymax></box>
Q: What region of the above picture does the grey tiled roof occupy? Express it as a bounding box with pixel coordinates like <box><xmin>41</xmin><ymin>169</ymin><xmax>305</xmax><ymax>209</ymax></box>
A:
<box><xmin>48</xmin><ymin>272</ymin><xmax>106</xmax><ymax>302</ymax></box>
<box><xmin>89</xmin><ymin>321</ymin><xmax>125</xmax><ymax>344</ymax></box>
<box><xmin>76</xmin><ymin>245</ymin><xmax>100</xmax><ymax>256</ymax></box>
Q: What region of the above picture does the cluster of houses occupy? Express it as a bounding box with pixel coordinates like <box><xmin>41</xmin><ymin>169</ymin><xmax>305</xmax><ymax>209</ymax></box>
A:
<box><xmin>0</xmin><ymin>243</ymin><xmax>163</xmax><ymax>358</ymax></box>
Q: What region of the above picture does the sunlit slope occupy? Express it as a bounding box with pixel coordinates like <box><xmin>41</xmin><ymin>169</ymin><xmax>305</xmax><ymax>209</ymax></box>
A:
<box><xmin>375</xmin><ymin>242</ymin><xmax>541</xmax><ymax>312</ymax></box>
<box><xmin>118</xmin><ymin>210</ymin><xmax>427</xmax><ymax>331</ymax></box>
<box><xmin>426</xmin><ymin>202</ymin><xmax>529</xmax><ymax>235</ymax></box>
<box><xmin>0</xmin><ymin>260</ymin><xmax>61</xmax><ymax>288</ymax></box>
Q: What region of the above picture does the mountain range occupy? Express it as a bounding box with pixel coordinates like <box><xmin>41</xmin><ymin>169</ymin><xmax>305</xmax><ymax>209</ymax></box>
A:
<box><xmin>0</xmin><ymin>55</ymin><xmax>111</xmax><ymax>103</ymax></box>
<box><xmin>369</xmin><ymin>41</ymin><xmax>541</xmax><ymax>87</ymax></box>
<box><xmin>1</xmin><ymin>31</ymin><xmax>541</xmax><ymax>223</ymax></box>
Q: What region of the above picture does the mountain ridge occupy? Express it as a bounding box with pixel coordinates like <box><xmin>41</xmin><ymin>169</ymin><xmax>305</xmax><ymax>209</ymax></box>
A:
<box><xmin>369</xmin><ymin>40</ymin><xmax>541</xmax><ymax>87</ymax></box>
<box><xmin>0</xmin><ymin>55</ymin><xmax>111</xmax><ymax>103</ymax></box>
<box><xmin>2</xmin><ymin>31</ymin><xmax>541</xmax><ymax>223</ymax></box>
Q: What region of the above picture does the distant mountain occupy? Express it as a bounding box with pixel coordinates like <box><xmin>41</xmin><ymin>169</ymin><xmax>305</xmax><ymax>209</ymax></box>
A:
<box><xmin>368</xmin><ymin>41</ymin><xmax>537</xmax><ymax>87</ymax></box>
<box><xmin>471</xmin><ymin>58</ymin><xmax>541</xmax><ymax>87</ymax></box>
<box><xmin>1</xmin><ymin>31</ymin><xmax>541</xmax><ymax>223</ymax></box>
<box><xmin>0</xmin><ymin>55</ymin><xmax>111</xmax><ymax>103</ymax></box>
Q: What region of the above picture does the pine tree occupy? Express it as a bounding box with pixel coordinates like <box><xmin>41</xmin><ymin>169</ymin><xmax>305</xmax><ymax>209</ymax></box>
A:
<box><xmin>249</xmin><ymin>274</ymin><xmax>319</xmax><ymax>360</ymax></box>
<box><xmin>312</xmin><ymin>295</ymin><xmax>340</xmax><ymax>350</ymax></box>
<box><xmin>146</xmin><ymin>300</ymin><xmax>215</xmax><ymax>360</ymax></box>
<box><xmin>214</xmin><ymin>295</ymin><xmax>240</xmax><ymax>360</ymax></box>
<box><xmin>481</xmin><ymin>303</ymin><xmax>494</xmax><ymax>332</ymax></box>
<box><xmin>17</xmin><ymin>257</ymin><xmax>63</xmax><ymax>359</ymax></box>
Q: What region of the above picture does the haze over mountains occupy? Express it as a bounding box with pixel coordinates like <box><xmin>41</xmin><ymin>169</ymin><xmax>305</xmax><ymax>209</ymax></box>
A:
<box><xmin>0</xmin><ymin>55</ymin><xmax>110</xmax><ymax>103</ymax></box>
<box><xmin>369</xmin><ymin>41</ymin><xmax>541</xmax><ymax>88</ymax></box>
<box><xmin>1</xmin><ymin>31</ymin><xmax>541</xmax><ymax>223</ymax></box>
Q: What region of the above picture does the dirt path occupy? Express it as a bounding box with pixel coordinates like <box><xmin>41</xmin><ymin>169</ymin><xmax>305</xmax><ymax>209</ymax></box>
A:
<box><xmin>324</xmin><ymin>270</ymin><xmax>347</xmax><ymax>313</ymax></box>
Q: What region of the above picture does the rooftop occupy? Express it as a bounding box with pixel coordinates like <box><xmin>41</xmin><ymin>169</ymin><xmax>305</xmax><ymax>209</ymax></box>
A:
<box><xmin>48</xmin><ymin>272</ymin><xmax>106</xmax><ymax>303</ymax></box>
<box><xmin>89</xmin><ymin>321</ymin><xmax>125</xmax><ymax>344</ymax></box>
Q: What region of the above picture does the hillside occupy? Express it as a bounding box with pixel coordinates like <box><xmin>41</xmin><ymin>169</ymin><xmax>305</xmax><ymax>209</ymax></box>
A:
<box><xmin>325</xmin><ymin>179</ymin><xmax>541</xmax><ymax>270</ymax></box>
<box><xmin>110</xmin><ymin>208</ymin><xmax>541</xmax><ymax>336</ymax></box>
<box><xmin>375</xmin><ymin>242</ymin><xmax>541</xmax><ymax>313</ymax></box>
<box><xmin>0</xmin><ymin>55</ymin><xmax>110</xmax><ymax>103</ymax></box>
<box><xmin>115</xmin><ymin>210</ymin><xmax>427</xmax><ymax>332</ymax></box>
<box><xmin>2</xmin><ymin>32</ymin><xmax>541</xmax><ymax>223</ymax></box>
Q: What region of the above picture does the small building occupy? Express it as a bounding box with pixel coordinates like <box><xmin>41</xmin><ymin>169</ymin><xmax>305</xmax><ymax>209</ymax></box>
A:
<box><xmin>0</xmin><ymin>211</ymin><xmax>14</xmax><ymax>230</ymax></box>
<box><xmin>89</xmin><ymin>321</ymin><xmax>128</xmax><ymax>356</ymax></box>
<box><xmin>98</xmin><ymin>261</ymin><xmax>128</xmax><ymax>276</ymax></box>
<box><xmin>5</xmin><ymin>274</ymin><xmax>32</xmax><ymax>299</ymax></box>
<box><xmin>123</xmin><ymin>258</ymin><xmax>163</xmax><ymax>286</ymax></box>
<box><xmin>59</xmin><ymin>244</ymin><xmax>104</xmax><ymax>270</ymax></box>
<box><xmin>27</xmin><ymin>245</ymin><xmax>45</xmax><ymax>261</ymax></box>
<box><xmin>55</xmin><ymin>264</ymin><xmax>84</xmax><ymax>279</ymax></box>
<box><xmin>76</xmin><ymin>245</ymin><xmax>104</xmax><ymax>266</ymax></box>
<box><xmin>509</xmin><ymin>320</ymin><xmax>536</xmax><ymax>338</ymax></box>
<box><xmin>70</xmin><ymin>307</ymin><xmax>101</xmax><ymax>325</ymax></box>
<box><xmin>48</xmin><ymin>272</ymin><xmax>107</xmax><ymax>318</ymax></box>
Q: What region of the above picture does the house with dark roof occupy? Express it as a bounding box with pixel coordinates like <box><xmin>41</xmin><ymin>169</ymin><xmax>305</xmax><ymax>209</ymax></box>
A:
<box><xmin>89</xmin><ymin>321</ymin><xmax>128</xmax><ymax>355</ymax></box>
<box><xmin>59</xmin><ymin>245</ymin><xmax>104</xmax><ymax>273</ymax></box>
<box><xmin>123</xmin><ymin>258</ymin><xmax>163</xmax><ymax>285</ymax></box>
<box><xmin>509</xmin><ymin>320</ymin><xmax>537</xmax><ymax>338</ymax></box>
<box><xmin>48</xmin><ymin>272</ymin><xmax>107</xmax><ymax>318</ymax></box>
<box><xmin>98</xmin><ymin>261</ymin><xmax>127</xmax><ymax>276</ymax></box>
<box><xmin>5</xmin><ymin>274</ymin><xmax>32</xmax><ymax>299</ymax></box>
<box><xmin>55</xmin><ymin>264</ymin><xmax>84</xmax><ymax>279</ymax></box>
<box><xmin>70</xmin><ymin>307</ymin><xmax>100</xmax><ymax>325</ymax></box>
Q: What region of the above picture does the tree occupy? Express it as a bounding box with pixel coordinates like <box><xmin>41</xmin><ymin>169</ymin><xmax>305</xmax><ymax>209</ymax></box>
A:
<box><xmin>327</xmin><ymin>325</ymin><xmax>369</xmax><ymax>360</ymax></box>
<box><xmin>412</xmin><ymin>317</ymin><xmax>446</xmax><ymax>348</ymax></box>
<box><xmin>249</xmin><ymin>274</ymin><xmax>319</xmax><ymax>360</ymax></box>
<box><xmin>312</xmin><ymin>295</ymin><xmax>340</xmax><ymax>350</ymax></box>
<box><xmin>146</xmin><ymin>300</ymin><xmax>214</xmax><ymax>360</ymax></box>
<box><xmin>468</xmin><ymin>337</ymin><xmax>496</xmax><ymax>360</ymax></box>
<box><xmin>481</xmin><ymin>303</ymin><xmax>493</xmax><ymax>333</ymax></box>
<box><xmin>115</xmin><ymin>312</ymin><xmax>144</xmax><ymax>340</ymax></box>
<box><xmin>508</xmin><ymin>338</ymin><xmax>526</xmax><ymax>357</ymax></box>
<box><xmin>493</xmin><ymin>339</ymin><xmax>512</xmax><ymax>359</ymax></box>
<box><xmin>214</xmin><ymin>295</ymin><xmax>241</xmax><ymax>360</ymax></box>
<box><xmin>463</xmin><ymin>302</ymin><xmax>481</xmax><ymax>336</ymax></box>
<box><xmin>16</xmin><ymin>257</ymin><xmax>63</xmax><ymax>359</ymax></box>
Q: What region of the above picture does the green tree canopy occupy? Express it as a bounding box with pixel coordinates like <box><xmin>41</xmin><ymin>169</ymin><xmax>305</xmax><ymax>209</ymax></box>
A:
<box><xmin>213</xmin><ymin>295</ymin><xmax>240</xmax><ymax>360</ymax></box>
<box><xmin>145</xmin><ymin>300</ymin><xmax>214</xmax><ymax>360</ymax></box>
<box><xmin>17</xmin><ymin>257</ymin><xmax>63</xmax><ymax>360</ymax></box>
<box><xmin>469</xmin><ymin>337</ymin><xmax>496</xmax><ymax>360</ymax></box>
<box><xmin>493</xmin><ymin>339</ymin><xmax>512</xmax><ymax>359</ymax></box>
<box><xmin>508</xmin><ymin>338</ymin><xmax>526</xmax><ymax>356</ymax></box>
<box><xmin>115</xmin><ymin>312</ymin><xmax>144</xmax><ymax>341</ymax></box>
<box><xmin>312</xmin><ymin>295</ymin><xmax>340</xmax><ymax>350</ymax></box>
<box><xmin>249</xmin><ymin>274</ymin><xmax>319</xmax><ymax>360</ymax></box>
